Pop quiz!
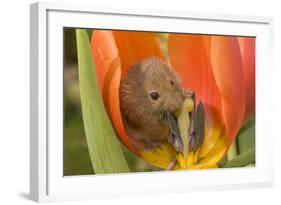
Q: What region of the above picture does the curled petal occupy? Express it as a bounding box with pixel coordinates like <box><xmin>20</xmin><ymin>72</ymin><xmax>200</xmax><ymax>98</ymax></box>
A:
<box><xmin>91</xmin><ymin>31</ymin><xmax>136</xmax><ymax>152</ymax></box>
<box><xmin>168</xmin><ymin>34</ymin><xmax>223</xmax><ymax>122</ymax></box>
<box><xmin>168</xmin><ymin>34</ymin><xmax>225</xmax><ymax>157</ymax></box>
<box><xmin>91</xmin><ymin>31</ymin><xmax>118</xmax><ymax>94</ymax></box>
<box><xmin>210</xmin><ymin>36</ymin><xmax>246</xmax><ymax>145</ymax></box>
<box><xmin>237</xmin><ymin>37</ymin><xmax>256</xmax><ymax>121</ymax></box>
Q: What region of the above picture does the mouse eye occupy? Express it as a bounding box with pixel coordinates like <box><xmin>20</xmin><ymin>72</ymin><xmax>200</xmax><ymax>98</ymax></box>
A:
<box><xmin>170</xmin><ymin>80</ymin><xmax>174</xmax><ymax>86</ymax></box>
<box><xmin>150</xmin><ymin>92</ymin><xmax>160</xmax><ymax>100</ymax></box>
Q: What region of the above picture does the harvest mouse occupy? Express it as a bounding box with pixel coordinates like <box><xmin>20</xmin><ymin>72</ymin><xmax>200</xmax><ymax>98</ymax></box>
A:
<box><xmin>120</xmin><ymin>57</ymin><xmax>204</xmax><ymax>152</ymax></box>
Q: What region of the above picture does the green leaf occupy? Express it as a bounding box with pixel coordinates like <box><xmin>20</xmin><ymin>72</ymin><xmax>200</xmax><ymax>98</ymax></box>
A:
<box><xmin>76</xmin><ymin>29</ymin><xmax>130</xmax><ymax>174</ymax></box>
<box><xmin>237</xmin><ymin>117</ymin><xmax>255</xmax><ymax>153</ymax></box>
<box><xmin>223</xmin><ymin>148</ymin><xmax>255</xmax><ymax>168</ymax></box>
<box><xmin>223</xmin><ymin>117</ymin><xmax>255</xmax><ymax>168</ymax></box>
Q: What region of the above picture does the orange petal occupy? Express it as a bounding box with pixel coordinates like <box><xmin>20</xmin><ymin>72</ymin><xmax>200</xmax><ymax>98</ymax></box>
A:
<box><xmin>91</xmin><ymin>31</ymin><xmax>137</xmax><ymax>152</ymax></box>
<box><xmin>91</xmin><ymin>31</ymin><xmax>176</xmax><ymax>168</ymax></box>
<box><xmin>237</xmin><ymin>37</ymin><xmax>256</xmax><ymax>121</ymax></box>
<box><xmin>210</xmin><ymin>36</ymin><xmax>246</xmax><ymax>145</ymax></box>
<box><xmin>200</xmin><ymin>111</ymin><xmax>225</xmax><ymax>158</ymax></box>
<box><xmin>113</xmin><ymin>31</ymin><xmax>164</xmax><ymax>77</ymax></box>
<box><xmin>168</xmin><ymin>34</ymin><xmax>225</xmax><ymax>154</ymax></box>
<box><xmin>190</xmin><ymin>135</ymin><xmax>227</xmax><ymax>169</ymax></box>
<box><xmin>91</xmin><ymin>31</ymin><xmax>118</xmax><ymax>94</ymax></box>
<box><xmin>168</xmin><ymin>34</ymin><xmax>223</xmax><ymax>123</ymax></box>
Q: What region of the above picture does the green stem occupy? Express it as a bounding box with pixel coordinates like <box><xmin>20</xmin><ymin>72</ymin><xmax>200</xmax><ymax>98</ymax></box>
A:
<box><xmin>76</xmin><ymin>29</ymin><xmax>130</xmax><ymax>174</ymax></box>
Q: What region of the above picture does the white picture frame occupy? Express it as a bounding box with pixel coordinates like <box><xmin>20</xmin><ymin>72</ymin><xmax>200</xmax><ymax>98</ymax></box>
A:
<box><xmin>30</xmin><ymin>1</ymin><xmax>274</xmax><ymax>202</ymax></box>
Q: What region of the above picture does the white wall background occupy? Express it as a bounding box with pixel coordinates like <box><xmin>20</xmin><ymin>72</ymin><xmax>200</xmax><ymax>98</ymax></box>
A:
<box><xmin>0</xmin><ymin>0</ymin><xmax>280</xmax><ymax>204</ymax></box>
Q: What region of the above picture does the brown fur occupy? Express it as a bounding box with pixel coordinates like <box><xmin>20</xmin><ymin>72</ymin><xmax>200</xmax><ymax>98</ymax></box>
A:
<box><xmin>120</xmin><ymin>57</ymin><xmax>184</xmax><ymax>149</ymax></box>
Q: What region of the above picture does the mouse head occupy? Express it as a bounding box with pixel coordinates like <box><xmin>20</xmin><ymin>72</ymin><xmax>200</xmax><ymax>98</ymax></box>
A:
<box><xmin>140</xmin><ymin>57</ymin><xmax>185</xmax><ymax>115</ymax></box>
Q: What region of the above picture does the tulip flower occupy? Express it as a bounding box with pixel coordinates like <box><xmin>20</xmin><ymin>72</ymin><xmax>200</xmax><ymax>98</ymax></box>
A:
<box><xmin>90</xmin><ymin>30</ymin><xmax>255</xmax><ymax>170</ymax></box>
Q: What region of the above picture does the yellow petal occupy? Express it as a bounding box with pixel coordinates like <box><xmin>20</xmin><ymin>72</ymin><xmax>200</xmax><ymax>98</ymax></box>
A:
<box><xmin>139</xmin><ymin>142</ymin><xmax>175</xmax><ymax>169</ymax></box>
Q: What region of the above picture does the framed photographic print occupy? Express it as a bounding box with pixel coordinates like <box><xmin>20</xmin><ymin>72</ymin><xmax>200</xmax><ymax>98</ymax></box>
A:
<box><xmin>30</xmin><ymin>2</ymin><xmax>274</xmax><ymax>202</ymax></box>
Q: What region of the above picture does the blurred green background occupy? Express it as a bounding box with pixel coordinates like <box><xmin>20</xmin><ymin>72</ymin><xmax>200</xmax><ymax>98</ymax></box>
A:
<box><xmin>64</xmin><ymin>28</ymin><xmax>255</xmax><ymax>176</ymax></box>
<box><xmin>63</xmin><ymin>28</ymin><xmax>162</xmax><ymax>176</ymax></box>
